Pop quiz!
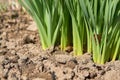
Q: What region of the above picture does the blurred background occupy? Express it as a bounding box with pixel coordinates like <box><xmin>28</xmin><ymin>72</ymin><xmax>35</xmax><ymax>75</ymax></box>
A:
<box><xmin>0</xmin><ymin>0</ymin><xmax>21</xmax><ymax>11</ymax></box>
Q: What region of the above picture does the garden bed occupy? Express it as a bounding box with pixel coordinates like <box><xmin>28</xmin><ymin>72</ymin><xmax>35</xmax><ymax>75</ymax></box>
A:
<box><xmin>0</xmin><ymin>9</ymin><xmax>120</xmax><ymax>80</ymax></box>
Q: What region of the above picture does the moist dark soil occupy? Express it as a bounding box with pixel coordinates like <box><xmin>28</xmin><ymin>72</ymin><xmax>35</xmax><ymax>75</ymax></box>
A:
<box><xmin>0</xmin><ymin>9</ymin><xmax>120</xmax><ymax>80</ymax></box>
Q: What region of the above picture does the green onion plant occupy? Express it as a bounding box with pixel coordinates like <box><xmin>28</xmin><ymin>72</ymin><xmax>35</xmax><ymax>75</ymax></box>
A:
<box><xmin>59</xmin><ymin>1</ymin><xmax>72</xmax><ymax>50</ymax></box>
<box><xmin>79</xmin><ymin>0</ymin><xmax>120</xmax><ymax>64</ymax></box>
<box><xmin>65</xmin><ymin>0</ymin><xmax>85</xmax><ymax>55</ymax></box>
<box><xmin>19</xmin><ymin>0</ymin><xmax>62</xmax><ymax>50</ymax></box>
<box><xmin>19</xmin><ymin>0</ymin><xmax>120</xmax><ymax>64</ymax></box>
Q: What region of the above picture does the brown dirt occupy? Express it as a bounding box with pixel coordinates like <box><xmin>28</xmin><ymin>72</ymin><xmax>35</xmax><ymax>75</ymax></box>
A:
<box><xmin>0</xmin><ymin>9</ymin><xmax>120</xmax><ymax>80</ymax></box>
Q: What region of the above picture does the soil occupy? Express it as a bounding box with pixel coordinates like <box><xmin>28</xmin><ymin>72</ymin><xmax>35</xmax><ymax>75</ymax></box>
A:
<box><xmin>0</xmin><ymin>9</ymin><xmax>120</xmax><ymax>80</ymax></box>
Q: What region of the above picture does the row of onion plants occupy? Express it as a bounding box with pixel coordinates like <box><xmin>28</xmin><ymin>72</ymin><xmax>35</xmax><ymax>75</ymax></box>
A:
<box><xmin>19</xmin><ymin>0</ymin><xmax>120</xmax><ymax>64</ymax></box>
